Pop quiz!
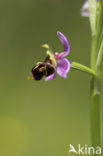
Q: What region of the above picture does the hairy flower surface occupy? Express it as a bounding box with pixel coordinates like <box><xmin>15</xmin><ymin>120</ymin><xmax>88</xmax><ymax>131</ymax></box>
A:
<box><xmin>30</xmin><ymin>32</ymin><xmax>71</xmax><ymax>81</ymax></box>
<box><xmin>81</xmin><ymin>0</ymin><xmax>98</xmax><ymax>17</ymax></box>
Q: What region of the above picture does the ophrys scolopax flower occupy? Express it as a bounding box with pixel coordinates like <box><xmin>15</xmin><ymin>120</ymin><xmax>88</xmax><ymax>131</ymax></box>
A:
<box><xmin>29</xmin><ymin>32</ymin><xmax>71</xmax><ymax>81</ymax></box>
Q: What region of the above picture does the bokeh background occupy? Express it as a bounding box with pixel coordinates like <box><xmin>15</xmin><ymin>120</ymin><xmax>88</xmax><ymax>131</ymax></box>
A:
<box><xmin>0</xmin><ymin>0</ymin><xmax>103</xmax><ymax>156</ymax></box>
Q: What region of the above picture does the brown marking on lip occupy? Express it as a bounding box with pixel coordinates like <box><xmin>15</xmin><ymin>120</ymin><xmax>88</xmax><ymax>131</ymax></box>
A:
<box><xmin>31</xmin><ymin>62</ymin><xmax>56</xmax><ymax>80</ymax></box>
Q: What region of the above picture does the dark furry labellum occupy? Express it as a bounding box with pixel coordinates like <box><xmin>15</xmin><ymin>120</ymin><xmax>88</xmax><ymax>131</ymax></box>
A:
<box><xmin>31</xmin><ymin>62</ymin><xmax>55</xmax><ymax>80</ymax></box>
<box><xmin>45</xmin><ymin>63</ymin><xmax>55</xmax><ymax>77</ymax></box>
<box><xmin>31</xmin><ymin>63</ymin><xmax>45</xmax><ymax>80</ymax></box>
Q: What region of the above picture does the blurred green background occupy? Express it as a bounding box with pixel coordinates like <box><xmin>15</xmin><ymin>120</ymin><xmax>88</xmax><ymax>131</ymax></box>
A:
<box><xmin>0</xmin><ymin>0</ymin><xmax>103</xmax><ymax>156</ymax></box>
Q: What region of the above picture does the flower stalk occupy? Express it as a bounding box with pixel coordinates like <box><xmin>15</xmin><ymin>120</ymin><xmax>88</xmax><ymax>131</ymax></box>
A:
<box><xmin>71</xmin><ymin>62</ymin><xmax>95</xmax><ymax>76</ymax></box>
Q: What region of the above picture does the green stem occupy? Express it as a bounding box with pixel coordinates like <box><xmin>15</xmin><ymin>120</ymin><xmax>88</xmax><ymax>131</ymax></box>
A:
<box><xmin>89</xmin><ymin>1</ymin><xmax>103</xmax><ymax>155</ymax></box>
<box><xmin>96</xmin><ymin>0</ymin><xmax>103</xmax><ymax>41</ymax></box>
<box><xmin>91</xmin><ymin>38</ymin><xmax>103</xmax><ymax>154</ymax></box>
<box><xmin>71</xmin><ymin>62</ymin><xmax>95</xmax><ymax>76</ymax></box>
<box><xmin>91</xmin><ymin>35</ymin><xmax>98</xmax><ymax>70</ymax></box>
<box><xmin>96</xmin><ymin>37</ymin><xmax>103</xmax><ymax>78</ymax></box>
<box><xmin>90</xmin><ymin>35</ymin><xmax>101</xmax><ymax>156</ymax></box>
<box><xmin>90</xmin><ymin>20</ymin><xmax>102</xmax><ymax>156</ymax></box>
<box><xmin>90</xmin><ymin>77</ymin><xmax>100</xmax><ymax>154</ymax></box>
<box><xmin>90</xmin><ymin>0</ymin><xmax>103</xmax><ymax>70</ymax></box>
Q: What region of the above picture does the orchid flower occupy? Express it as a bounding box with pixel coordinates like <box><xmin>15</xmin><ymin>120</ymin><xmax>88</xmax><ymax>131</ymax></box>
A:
<box><xmin>81</xmin><ymin>0</ymin><xmax>89</xmax><ymax>17</ymax></box>
<box><xmin>81</xmin><ymin>0</ymin><xmax>98</xmax><ymax>17</ymax></box>
<box><xmin>30</xmin><ymin>32</ymin><xmax>71</xmax><ymax>81</ymax></box>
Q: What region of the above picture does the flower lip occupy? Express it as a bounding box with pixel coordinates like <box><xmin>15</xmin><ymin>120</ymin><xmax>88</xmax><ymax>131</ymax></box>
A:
<box><xmin>31</xmin><ymin>62</ymin><xmax>56</xmax><ymax>81</ymax></box>
<box><xmin>31</xmin><ymin>63</ymin><xmax>45</xmax><ymax>80</ymax></box>
<box><xmin>57</xmin><ymin>31</ymin><xmax>70</xmax><ymax>57</ymax></box>
<box><xmin>44</xmin><ymin>63</ymin><xmax>56</xmax><ymax>77</ymax></box>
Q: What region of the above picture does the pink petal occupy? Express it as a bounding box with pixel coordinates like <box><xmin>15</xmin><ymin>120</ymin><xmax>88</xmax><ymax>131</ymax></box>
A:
<box><xmin>45</xmin><ymin>73</ymin><xmax>56</xmax><ymax>81</ymax></box>
<box><xmin>57</xmin><ymin>31</ymin><xmax>70</xmax><ymax>57</ymax></box>
<box><xmin>57</xmin><ymin>58</ymin><xmax>71</xmax><ymax>78</ymax></box>
<box><xmin>81</xmin><ymin>0</ymin><xmax>89</xmax><ymax>17</ymax></box>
